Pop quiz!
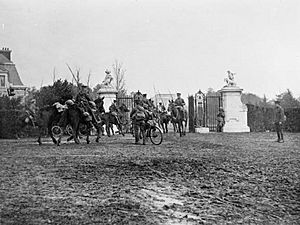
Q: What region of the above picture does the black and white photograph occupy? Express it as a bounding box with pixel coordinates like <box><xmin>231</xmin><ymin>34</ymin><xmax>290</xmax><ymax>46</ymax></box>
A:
<box><xmin>0</xmin><ymin>0</ymin><xmax>299</xmax><ymax>224</ymax></box>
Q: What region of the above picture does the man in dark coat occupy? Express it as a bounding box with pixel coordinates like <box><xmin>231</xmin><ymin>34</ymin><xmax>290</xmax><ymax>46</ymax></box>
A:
<box><xmin>174</xmin><ymin>93</ymin><xmax>185</xmax><ymax>107</ymax></box>
<box><xmin>274</xmin><ymin>100</ymin><xmax>285</xmax><ymax>143</ymax></box>
<box><xmin>216</xmin><ymin>107</ymin><xmax>225</xmax><ymax>132</ymax></box>
<box><xmin>130</xmin><ymin>100</ymin><xmax>147</xmax><ymax>145</ymax></box>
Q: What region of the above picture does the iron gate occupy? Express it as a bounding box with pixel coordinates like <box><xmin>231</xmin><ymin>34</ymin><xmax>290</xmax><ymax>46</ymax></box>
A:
<box><xmin>189</xmin><ymin>92</ymin><xmax>222</xmax><ymax>132</ymax></box>
<box><xmin>116</xmin><ymin>95</ymin><xmax>134</xmax><ymax>112</ymax></box>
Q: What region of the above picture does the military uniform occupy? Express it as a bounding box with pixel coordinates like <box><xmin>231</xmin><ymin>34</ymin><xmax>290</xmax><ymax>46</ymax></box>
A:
<box><xmin>274</xmin><ymin>101</ymin><xmax>285</xmax><ymax>142</ymax></box>
<box><xmin>216</xmin><ymin>108</ymin><xmax>225</xmax><ymax>132</ymax></box>
<box><xmin>130</xmin><ymin>101</ymin><xmax>147</xmax><ymax>144</ymax></box>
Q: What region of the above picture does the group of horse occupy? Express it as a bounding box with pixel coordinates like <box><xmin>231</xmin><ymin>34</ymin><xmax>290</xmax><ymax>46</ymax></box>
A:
<box><xmin>19</xmin><ymin>97</ymin><xmax>188</xmax><ymax>145</ymax></box>
<box><xmin>157</xmin><ymin>100</ymin><xmax>188</xmax><ymax>137</ymax></box>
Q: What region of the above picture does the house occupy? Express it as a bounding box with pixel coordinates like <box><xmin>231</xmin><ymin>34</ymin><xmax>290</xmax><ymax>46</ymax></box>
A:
<box><xmin>0</xmin><ymin>47</ymin><xmax>27</xmax><ymax>97</ymax></box>
<box><xmin>151</xmin><ymin>93</ymin><xmax>176</xmax><ymax>107</ymax></box>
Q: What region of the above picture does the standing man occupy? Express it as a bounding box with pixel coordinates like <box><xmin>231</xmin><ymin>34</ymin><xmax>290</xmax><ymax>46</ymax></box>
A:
<box><xmin>274</xmin><ymin>100</ymin><xmax>285</xmax><ymax>143</ymax></box>
<box><xmin>130</xmin><ymin>100</ymin><xmax>147</xmax><ymax>145</ymax></box>
<box><xmin>216</xmin><ymin>107</ymin><xmax>225</xmax><ymax>132</ymax></box>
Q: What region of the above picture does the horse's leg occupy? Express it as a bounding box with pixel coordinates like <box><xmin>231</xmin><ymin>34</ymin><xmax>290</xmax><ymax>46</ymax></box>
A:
<box><xmin>57</xmin><ymin>130</ymin><xmax>63</xmax><ymax>146</ymax></box>
<box><xmin>48</xmin><ymin>124</ymin><xmax>57</xmax><ymax>145</ymax></box>
<box><xmin>178</xmin><ymin>121</ymin><xmax>183</xmax><ymax>137</ymax></box>
<box><xmin>37</xmin><ymin>127</ymin><xmax>42</xmax><ymax>145</ymax></box>
<box><xmin>86</xmin><ymin>127</ymin><xmax>91</xmax><ymax>144</ymax></box>
<box><xmin>110</xmin><ymin>124</ymin><xmax>115</xmax><ymax>135</ymax></box>
<box><xmin>173</xmin><ymin>122</ymin><xmax>177</xmax><ymax>133</ymax></box>
<box><xmin>106</xmin><ymin>123</ymin><xmax>111</xmax><ymax>137</ymax></box>
<box><xmin>75</xmin><ymin>123</ymin><xmax>81</xmax><ymax>144</ymax></box>
<box><xmin>160</xmin><ymin>121</ymin><xmax>165</xmax><ymax>133</ymax></box>
<box><xmin>141</xmin><ymin>122</ymin><xmax>146</xmax><ymax>145</ymax></box>
<box><xmin>117</xmin><ymin>122</ymin><xmax>124</xmax><ymax>136</ymax></box>
<box><xmin>95</xmin><ymin>125</ymin><xmax>101</xmax><ymax>142</ymax></box>
<box><xmin>67</xmin><ymin>135</ymin><xmax>74</xmax><ymax>142</ymax></box>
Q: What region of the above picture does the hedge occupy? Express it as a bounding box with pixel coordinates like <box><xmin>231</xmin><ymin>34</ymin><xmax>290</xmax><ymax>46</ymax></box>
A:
<box><xmin>247</xmin><ymin>104</ymin><xmax>300</xmax><ymax>132</ymax></box>
<box><xmin>0</xmin><ymin>110</ymin><xmax>40</xmax><ymax>139</ymax></box>
<box><xmin>0</xmin><ymin>110</ymin><xmax>23</xmax><ymax>138</ymax></box>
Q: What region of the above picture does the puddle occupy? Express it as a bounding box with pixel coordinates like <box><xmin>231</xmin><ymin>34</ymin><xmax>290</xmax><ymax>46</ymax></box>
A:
<box><xmin>137</xmin><ymin>181</ymin><xmax>204</xmax><ymax>225</ymax></box>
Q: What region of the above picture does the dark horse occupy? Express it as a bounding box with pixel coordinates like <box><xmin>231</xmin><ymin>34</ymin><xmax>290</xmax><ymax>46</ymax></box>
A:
<box><xmin>168</xmin><ymin>101</ymin><xmax>187</xmax><ymax>137</ymax></box>
<box><xmin>95</xmin><ymin>98</ymin><xmax>129</xmax><ymax>137</ymax></box>
<box><xmin>18</xmin><ymin>105</ymin><xmax>62</xmax><ymax>145</ymax></box>
<box><xmin>158</xmin><ymin>111</ymin><xmax>171</xmax><ymax>133</ymax></box>
<box><xmin>56</xmin><ymin>103</ymin><xmax>101</xmax><ymax>145</ymax></box>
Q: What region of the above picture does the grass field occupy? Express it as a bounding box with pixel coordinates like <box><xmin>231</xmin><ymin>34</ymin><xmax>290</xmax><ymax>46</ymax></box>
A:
<box><xmin>0</xmin><ymin>132</ymin><xmax>299</xmax><ymax>225</ymax></box>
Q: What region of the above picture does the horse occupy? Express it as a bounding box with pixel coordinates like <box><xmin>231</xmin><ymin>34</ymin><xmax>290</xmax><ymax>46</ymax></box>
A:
<box><xmin>158</xmin><ymin>111</ymin><xmax>171</xmax><ymax>133</ymax></box>
<box><xmin>168</xmin><ymin>101</ymin><xmax>187</xmax><ymax>137</ymax></box>
<box><xmin>56</xmin><ymin>103</ymin><xmax>102</xmax><ymax>145</ymax></box>
<box><xmin>18</xmin><ymin>105</ymin><xmax>63</xmax><ymax>145</ymax></box>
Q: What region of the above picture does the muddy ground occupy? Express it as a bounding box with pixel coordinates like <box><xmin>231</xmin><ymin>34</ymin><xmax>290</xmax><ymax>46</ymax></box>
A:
<box><xmin>0</xmin><ymin>132</ymin><xmax>299</xmax><ymax>225</ymax></box>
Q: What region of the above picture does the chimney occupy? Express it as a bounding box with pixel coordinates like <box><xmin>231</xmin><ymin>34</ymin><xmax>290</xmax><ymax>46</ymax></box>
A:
<box><xmin>0</xmin><ymin>47</ymin><xmax>12</xmax><ymax>61</ymax></box>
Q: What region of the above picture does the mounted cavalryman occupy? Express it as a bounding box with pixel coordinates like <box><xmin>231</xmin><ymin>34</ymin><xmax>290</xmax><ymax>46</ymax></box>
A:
<box><xmin>174</xmin><ymin>93</ymin><xmax>185</xmax><ymax>110</ymax></box>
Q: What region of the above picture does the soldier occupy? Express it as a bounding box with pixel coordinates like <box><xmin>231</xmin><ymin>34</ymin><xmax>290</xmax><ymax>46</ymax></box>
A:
<box><xmin>174</xmin><ymin>93</ymin><xmax>185</xmax><ymax>109</ymax></box>
<box><xmin>109</xmin><ymin>100</ymin><xmax>121</xmax><ymax>124</ymax></box>
<box><xmin>216</xmin><ymin>107</ymin><xmax>225</xmax><ymax>132</ymax></box>
<box><xmin>274</xmin><ymin>100</ymin><xmax>285</xmax><ymax>143</ymax></box>
<box><xmin>27</xmin><ymin>99</ymin><xmax>38</xmax><ymax>126</ymax></box>
<box><xmin>130</xmin><ymin>100</ymin><xmax>147</xmax><ymax>145</ymax></box>
<box><xmin>76</xmin><ymin>84</ymin><xmax>91</xmax><ymax>105</ymax></box>
<box><xmin>75</xmin><ymin>85</ymin><xmax>96</xmax><ymax>130</ymax></box>
<box><xmin>157</xmin><ymin>102</ymin><xmax>166</xmax><ymax>113</ymax></box>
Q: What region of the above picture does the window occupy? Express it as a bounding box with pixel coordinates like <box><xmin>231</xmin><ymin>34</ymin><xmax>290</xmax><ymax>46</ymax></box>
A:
<box><xmin>0</xmin><ymin>75</ymin><xmax>5</xmax><ymax>87</ymax></box>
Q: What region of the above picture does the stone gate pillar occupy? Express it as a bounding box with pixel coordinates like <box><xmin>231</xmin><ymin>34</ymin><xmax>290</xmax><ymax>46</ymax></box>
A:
<box><xmin>97</xmin><ymin>70</ymin><xmax>118</xmax><ymax>112</ymax></box>
<box><xmin>97</xmin><ymin>88</ymin><xmax>118</xmax><ymax>112</ymax></box>
<box><xmin>219</xmin><ymin>71</ymin><xmax>250</xmax><ymax>132</ymax></box>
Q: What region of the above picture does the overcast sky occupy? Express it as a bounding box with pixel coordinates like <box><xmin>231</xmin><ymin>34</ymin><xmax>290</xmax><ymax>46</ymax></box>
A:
<box><xmin>1</xmin><ymin>0</ymin><xmax>300</xmax><ymax>99</ymax></box>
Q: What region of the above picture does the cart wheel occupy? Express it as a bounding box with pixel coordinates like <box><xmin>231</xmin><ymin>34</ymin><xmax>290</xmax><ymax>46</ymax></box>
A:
<box><xmin>149</xmin><ymin>126</ymin><xmax>163</xmax><ymax>145</ymax></box>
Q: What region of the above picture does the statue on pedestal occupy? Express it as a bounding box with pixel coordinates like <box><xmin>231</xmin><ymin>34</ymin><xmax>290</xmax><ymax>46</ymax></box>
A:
<box><xmin>100</xmin><ymin>70</ymin><xmax>114</xmax><ymax>89</ymax></box>
<box><xmin>224</xmin><ymin>70</ymin><xmax>236</xmax><ymax>87</ymax></box>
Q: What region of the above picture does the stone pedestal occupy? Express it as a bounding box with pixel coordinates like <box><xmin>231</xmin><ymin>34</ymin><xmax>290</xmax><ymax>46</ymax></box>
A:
<box><xmin>220</xmin><ymin>86</ymin><xmax>250</xmax><ymax>133</ymax></box>
<box><xmin>195</xmin><ymin>127</ymin><xmax>210</xmax><ymax>133</ymax></box>
<box><xmin>97</xmin><ymin>87</ymin><xmax>118</xmax><ymax>135</ymax></box>
<box><xmin>97</xmin><ymin>87</ymin><xmax>118</xmax><ymax>112</ymax></box>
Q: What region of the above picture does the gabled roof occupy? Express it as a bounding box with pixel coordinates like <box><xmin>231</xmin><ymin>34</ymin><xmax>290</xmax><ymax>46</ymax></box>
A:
<box><xmin>0</xmin><ymin>54</ymin><xmax>12</xmax><ymax>64</ymax></box>
<box><xmin>0</xmin><ymin>52</ymin><xmax>24</xmax><ymax>86</ymax></box>
<box><xmin>0</xmin><ymin>64</ymin><xmax>24</xmax><ymax>86</ymax></box>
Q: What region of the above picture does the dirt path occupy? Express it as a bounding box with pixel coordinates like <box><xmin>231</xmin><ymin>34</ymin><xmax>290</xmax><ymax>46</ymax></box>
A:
<box><xmin>0</xmin><ymin>132</ymin><xmax>299</xmax><ymax>224</ymax></box>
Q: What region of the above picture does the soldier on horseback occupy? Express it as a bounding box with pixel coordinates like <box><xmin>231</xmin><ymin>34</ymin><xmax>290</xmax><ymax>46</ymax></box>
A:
<box><xmin>26</xmin><ymin>99</ymin><xmax>38</xmax><ymax>127</ymax></box>
<box><xmin>157</xmin><ymin>102</ymin><xmax>166</xmax><ymax>113</ymax></box>
<box><xmin>174</xmin><ymin>93</ymin><xmax>185</xmax><ymax>109</ymax></box>
<box><xmin>75</xmin><ymin>84</ymin><xmax>95</xmax><ymax>130</ymax></box>
<box><xmin>109</xmin><ymin>100</ymin><xmax>121</xmax><ymax>124</ymax></box>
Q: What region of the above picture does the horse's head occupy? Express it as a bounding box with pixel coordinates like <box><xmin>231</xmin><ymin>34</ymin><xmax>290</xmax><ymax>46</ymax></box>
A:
<box><xmin>119</xmin><ymin>103</ymin><xmax>130</xmax><ymax>113</ymax></box>
<box><xmin>167</xmin><ymin>100</ymin><xmax>175</xmax><ymax>112</ymax></box>
<box><xmin>95</xmin><ymin>97</ymin><xmax>105</xmax><ymax>113</ymax></box>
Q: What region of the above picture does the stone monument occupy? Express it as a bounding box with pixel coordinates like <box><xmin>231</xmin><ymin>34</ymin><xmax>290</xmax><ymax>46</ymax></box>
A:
<box><xmin>97</xmin><ymin>70</ymin><xmax>117</xmax><ymax>112</ymax></box>
<box><xmin>219</xmin><ymin>71</ymin><xmax>250</xmax><ymax>132</ymax></box>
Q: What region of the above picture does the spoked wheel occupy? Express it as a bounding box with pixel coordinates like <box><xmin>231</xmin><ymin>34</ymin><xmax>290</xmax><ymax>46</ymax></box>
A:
<box><xmin>149</xmin><ymin>126</ymin><xmax>163</xmax><ymax>145</ymax></box>
<box><xmin>51</xmin><ymin>125</ymin><xmax>63</xmax><ymax>138</ymax></box>
<box><xmin>65</xmin><ymin>124</ymin><xmax>73</xmax><ymax>136</ymax></box>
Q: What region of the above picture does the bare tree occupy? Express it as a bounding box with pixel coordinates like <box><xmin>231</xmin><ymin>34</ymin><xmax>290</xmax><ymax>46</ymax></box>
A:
<box><xmin>112</xmin><ymin>60</ymin><xmax>127</xmax><ymax>96</ymax></box>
